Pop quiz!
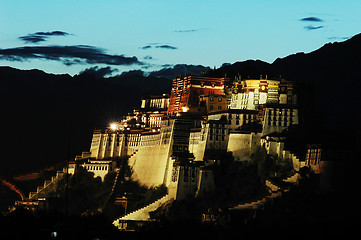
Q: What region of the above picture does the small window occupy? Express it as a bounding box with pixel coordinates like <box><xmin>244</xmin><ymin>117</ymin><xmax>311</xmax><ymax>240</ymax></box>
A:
<box><xmin>218</xmin><ymin>97</ymin><xmax>222</xmax><ymax>102</ymax></box>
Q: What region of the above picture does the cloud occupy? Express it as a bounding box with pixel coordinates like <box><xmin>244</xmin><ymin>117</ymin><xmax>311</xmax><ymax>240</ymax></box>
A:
<box><xmin>327</xmin><ymin>36</ymin><xmax>350</xmax><ymax>40</ymax></box>
<box><xmin>118</xmin><ymin>69</ymin><xmax>145</xmax><ymax>78</ymax></box>
<box><xmin>79</xmin><ymin>66</ymin><xmax>118</xmax><ymax>78</ymax></box>
<box><xmin>175</xmin><ymin>29</ymin><xmax>197</xmax><ymax>33</ymax></box>
<box><xmin>0</xmin><ymin>45</ymin><xmax>142</xmax><ymax>66</ymax></box>
<box><xmin>34</xmin><ymin>31</ymin><xmax>70</xmax><ymax>36</ymax></box>
<box><xmin>221</xmin><ymin>63</ymin><xmax>231</xmax><ymax>68</ymax></box>
<box><xmin>141</xmin><ymin>45</ymin><xmax>152</xmax><ymax>50</ymax></box>
<box><xmin>155</xmin><ymin>45</ymin><xmax>177</xmax><ymax>50</ymax></box>
<box><xmin>300</xmin><ymin>17</ymin><xmax>323</xmax><ymax>22</ymax></box>
<box><xmin>19</xmin><ymin>31</ymin><xmax>70</xmax><ymax>44</ymax></box>
<box><xmin>143</xmin><ymin>55</ymin><xmax>153</xmax><ymax>60</ymax></box>
<box><xmin>148</xmin><ymin>64</ymin><xmax>211</xmax><ymax>79</ymax></box>
<box><xmin>304</xmin><ymin>25</ymin><xmax>324</xmax><ymax>31</ymax></box>
<box><xmin>140</xmin><ymin>43</ymin><xmax>178</xmax><ymax>50</ymax></box>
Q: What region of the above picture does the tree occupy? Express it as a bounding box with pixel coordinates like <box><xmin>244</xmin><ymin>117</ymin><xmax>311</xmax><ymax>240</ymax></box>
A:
<box><xmin>50</xmin><ymin>167</ymin><xmax>115</xmax><ymax>215</ymax></box>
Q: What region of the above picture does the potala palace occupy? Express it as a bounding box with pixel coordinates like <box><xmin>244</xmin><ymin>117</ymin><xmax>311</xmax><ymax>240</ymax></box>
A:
<box><xmin>59</xmin><ymin>74</ymin><xmax>312</xmax><ymax>228</ymax></box>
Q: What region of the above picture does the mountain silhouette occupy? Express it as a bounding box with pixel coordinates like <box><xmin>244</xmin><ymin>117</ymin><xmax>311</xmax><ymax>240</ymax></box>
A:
<box><xmin>2</xmin><ymin>33</ymin><xmax>361</xmax><ymax>179</ymax></box>
<box><xmin>207</xmin><ymin>33</ymin><xmax>361</xmax><ymax>133</ymax></box>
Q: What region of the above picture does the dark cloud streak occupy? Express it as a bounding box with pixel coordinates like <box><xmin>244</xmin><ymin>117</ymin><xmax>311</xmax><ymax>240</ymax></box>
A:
<box><xmin>328</xmin><ymin>36</ymin><xmax>350</xmax><ymax>40</ymax></box>
<box><xmin>155</xmin><ymin>45</ymin><xmax>177</xmax><ymax>50</ymax></box>
<box><xmin>19</xmin><ymin>31</ymin><xmax>71</xmax><ymax>44</ymax></box>
<box><xmin>0</xmin><ymin>45</ymin><xmax>142</xmax><ymax>66</ymax></box>
<box><xmin>300</xmin><ymin>17</ymin><xmax>323</xmax><ymax>22</ymax></box>
<box><xmin>140</xmin><ymin>43</ymin><xmax>178</xmax><ymax>50</ymax></box>
<box><xmin>34</xmin><ymin>31</ymin><xmax>70</xmax><ymax>36</ymax></box>
<box><xmin>175</xmin><ymin>29</ymin><xmax>197</xmax><ymax>33</ymax></box>
<box><xmin>148</xmin><ymin>64</ymin><xmax>210</xmax><ymax>79</ymax></box>
<box><xmin>304</xmin><ymin>25</ymin><xmax>324</xmax><ymax>31</ymax></box>
<box><xmin>79</xmin><ymin>66</ymin><xmax>118</xmax><ymax>78</ymax></box>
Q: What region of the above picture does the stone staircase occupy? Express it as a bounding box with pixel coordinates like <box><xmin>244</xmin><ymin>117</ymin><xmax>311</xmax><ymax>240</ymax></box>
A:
<box><xmin>28</xmin><ymin>167</ymin><xmax>67</xmax><ymax>200</ymax></box>
<box><xmin>230</xmin><ymin>172</ymin><xmax>300</xmax><ymax>211</ymax></box>
<box><xmin>113</xmin><ymin>194</ymin><xmax>169</xmax><ymax>228</ymax></box>
<box><xmin>283</xmin><ymin>172</ymin><xmax>300</xmax><ymax>184</ymax></box>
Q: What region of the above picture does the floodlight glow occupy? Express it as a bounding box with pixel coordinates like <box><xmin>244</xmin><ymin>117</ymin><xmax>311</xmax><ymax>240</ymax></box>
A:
<box><xmin>182</xmin><ymin>106</ymin><xmax>189</xmax><ymax>112</ymax></box>
<box><xmin>110</xmin><ymin>123</ymin><xmax>118</xmax><ymax>130</ymax></box>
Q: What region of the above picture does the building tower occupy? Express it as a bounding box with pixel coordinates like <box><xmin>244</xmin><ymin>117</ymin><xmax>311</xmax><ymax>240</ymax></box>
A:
<box><xmin>167</xmin><ymin>75</ymin><xmax>229</xmax><ymax>115</ymax></box>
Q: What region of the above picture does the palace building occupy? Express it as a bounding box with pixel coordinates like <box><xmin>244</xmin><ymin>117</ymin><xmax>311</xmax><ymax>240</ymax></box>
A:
<box><xmin>63</xmin><ymin>73</ymin><xmax>304</xmax><ymax>230</ymax></box>
<box><xmin>167</xmin><ymin>75</ymin><xmax>229</xmax><ymax>115</ymax></box>
<box><xmin>229</xmin><ymin>76</ymin><xmax>296</xmax><ymax>110</ymax></box>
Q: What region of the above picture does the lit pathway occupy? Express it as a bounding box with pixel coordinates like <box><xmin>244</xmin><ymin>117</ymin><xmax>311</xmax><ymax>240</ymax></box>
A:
<box><xmin>113</xmin><ymin>194</ymin><xmax>170</xmax><ymax>228</ymax></box>
<box><xmin>230</xmin><ymin>173</ymin><xmax>300</xmax><ymax>211</ymax></box>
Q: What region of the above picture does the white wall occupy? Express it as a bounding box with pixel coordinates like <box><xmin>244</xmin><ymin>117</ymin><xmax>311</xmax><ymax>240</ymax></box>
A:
<box><xmin>129</xmin><ymin>125</ymin><xmax>174</xmax><ymax>188</ymax></box>
<box><xmin>227</xmin><ymin>132</ymin><xmax>261</xmax><ymax>161</ymax></box>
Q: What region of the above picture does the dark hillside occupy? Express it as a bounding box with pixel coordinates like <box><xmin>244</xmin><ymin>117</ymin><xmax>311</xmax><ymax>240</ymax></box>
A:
<box><xmin>0</xmin><ymin>67</ymin><xmax>171</xmax><ymax>177</ymax></box>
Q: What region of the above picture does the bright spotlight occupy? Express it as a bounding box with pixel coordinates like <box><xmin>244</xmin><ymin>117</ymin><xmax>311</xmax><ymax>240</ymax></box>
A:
<box><xmin>110</xmin><ymin>123</ymin><xmax>118</xmax><ymax>130</ymax></box>
<box><xmin>181</xmin><ymin>106</ymin><xmax>189</xmax><ymax>112</ymax></box>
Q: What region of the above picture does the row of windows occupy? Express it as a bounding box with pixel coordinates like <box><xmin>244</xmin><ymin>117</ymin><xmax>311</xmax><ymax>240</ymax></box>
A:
<box><xmin>209</xmin><ymin>128</ymin><xmax>226</xmax><ymax>135</ymax></box>
<box><xmin>209</xmin><ymin>105</ymin><xmax>223</xmax><ymax>110</ymax></box>
<box><xmin>306</xmin><ymin>149</ymin><xmax>322</xmax><ymax>165</ymax></box>
<box><xmin>85</xmin><ymin>165</ymin><xmax>109</xmax><ymax>171</ymax></box>
<box><xmin>171</xmin><ymin>167</ymin><xmax>179</xmax><ymax>182</ymax></box>
<box><xmin>239</xmin><ymin>93</ymin><xmax>250</xmax><ymax>99</ymax></box>
<box><xmin>128</xmin><ymin>141</ymin><xmax>140</xmax><ymax>147</ymax></box>
<box><xmin>209</xmin><ymin>96</ymin><xmax>224</xmax><ymax>102</ymax></box>
<box><xmin>228</xmin><ymin>114</ymin><xmax>256</xmax><ymax>120</ymax></box>
<box><xmin>173</xmin><ymin>145</ymin><xmax>188</xmax><ymax>152</ymax></box>
<box><xmin>141</xmin><ymin>140</ymin><xmax>160</xmax><ymax>147</ymax></box>
<box><xmin>269</xmin><ymin>109</ymin><xmax>293</xmax><ymax>116</ymax></box>
<box><xmin>183</xmin><ymin>167</ymin><xmax>196</xmax><ymax>182</ymax></box>
<box><xmin>209</xmin><ymin>134</ymin><xmax>226</xmax><ymax>141</ymax></box>
<box><xmin>267</xmin><ymin>120</ymin><xmax>292</xmax><ymax>126</ymax></box>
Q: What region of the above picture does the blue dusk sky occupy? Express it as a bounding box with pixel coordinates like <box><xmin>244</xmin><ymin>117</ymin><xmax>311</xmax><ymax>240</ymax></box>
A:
<box><xmin>0</xmin><ymin>0</ymin><xmax>360</xmax><ymax>76</ymax></box>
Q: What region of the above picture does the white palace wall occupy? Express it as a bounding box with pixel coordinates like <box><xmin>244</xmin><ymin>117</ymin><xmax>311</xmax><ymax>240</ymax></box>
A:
<box><xmin>129</xmin><ymin>125</ymin><xmax>174</xmax><ymax>188</ymax></box>
<box><xmin>227</xmin><ymin>132</ymin><xmax>261</xmax><ymax>161</ymax></box>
